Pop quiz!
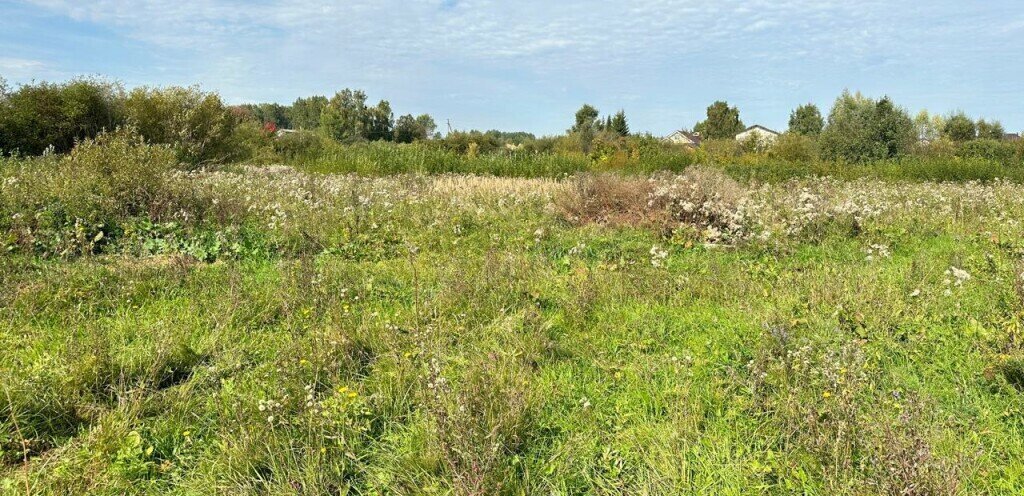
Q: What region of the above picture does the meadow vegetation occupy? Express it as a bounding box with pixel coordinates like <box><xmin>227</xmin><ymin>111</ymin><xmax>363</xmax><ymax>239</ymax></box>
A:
<box><xmin>2</xmin><ymin>77</ymin><xmax>1024</xmax><ymax>494</ymax></box>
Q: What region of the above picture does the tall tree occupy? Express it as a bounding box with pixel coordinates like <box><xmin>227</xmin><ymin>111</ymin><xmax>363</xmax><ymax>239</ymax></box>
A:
<box><xmin>570</xmin><ymin>104</ymin><xmax>600</xmax><ymax>152</ymax></box>
<box><xmin>570</xmin><ymin>104</ymin><xmax>600</xmax><ymax>133</ymax></box>
<box><xmin>942</xmin><ymin>112</ymin><xmax>976</xmax><ymax>142</ymax></box>
<box><xmin>976</xmin><ymin>119</ymin><xmax>1005</xmax><ymax>140</ymax></box>
<box><xmin>289</xmin><ymin>95</ymin><xmax>328</xmax><ymax>130</ymax></box>
<box><xmin>913</xmin><ymin>110</ymin><xmax>943</xmax><ymax>142</ymax></box>
<box><xmin>320</xmin><ymin>89</ymin><xmax>368</xmax><ymax>142</ymax></box>
<box><xmin>788</xmin><ymin>103</ymin><xmax>824</xmax><ymax>136</ymax></box>
<box><xmin>414</xmin><ymin>114</ymin><xmax>437</xmax><ymax>138</ymax></box>
<box><xmin>819</xmin><ymin>90</ymin><xmax>914</xmax><ymax>162</ymax></box>
<box><xmin>694</xmin><ymin>101</ymin><xmax>744</xmax><ymax>140</ymax></box>
<box><xmin>365</xmin><ymin>100</ymin><xmax>394</xmax><ymax>141</ymax></box>
<box><xmin>610</xmin><ymin>110</ymin><xmax>630</xmax><ymax>136</ymax></box>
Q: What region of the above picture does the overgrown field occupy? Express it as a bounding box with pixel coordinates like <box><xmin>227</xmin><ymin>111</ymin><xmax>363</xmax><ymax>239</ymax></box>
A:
<box><xmin>3</xmin><ymin>139</ymin><xmax>1024</xmax><ymax>494</ymax></box>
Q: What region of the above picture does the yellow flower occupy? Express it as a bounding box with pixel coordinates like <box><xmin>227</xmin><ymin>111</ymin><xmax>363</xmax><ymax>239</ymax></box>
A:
<box><xmin>822</xmin><ymin>391</ymin><xmax>832</xmax><ymax>399</ymax></box>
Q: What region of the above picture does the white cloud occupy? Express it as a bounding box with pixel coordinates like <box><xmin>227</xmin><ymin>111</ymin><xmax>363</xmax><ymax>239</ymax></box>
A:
<box><xmin>0</xmin><ymin>57</ymin><xmax>54</xmax><ymax>79</ymax></box>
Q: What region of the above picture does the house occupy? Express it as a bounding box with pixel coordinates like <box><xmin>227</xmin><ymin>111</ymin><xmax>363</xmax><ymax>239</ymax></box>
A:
<box><xmin>663</xmin><ymin>130</ymin><xmax>703</xmax><ymax>148</ymax></box>
<box><xmin>274</xmin><ymin>129</ymin><xmax>300</xmax><ymax>138</ymax></box>
<box><xmin>735</xmin><ymin>125</ymin><xmax>780</xmax><ymax>144</ymax></box>
<box><xmin>1005</xmin><ymin>133</ymin><xmax>1021</xmax><ymax>142</ymax></box>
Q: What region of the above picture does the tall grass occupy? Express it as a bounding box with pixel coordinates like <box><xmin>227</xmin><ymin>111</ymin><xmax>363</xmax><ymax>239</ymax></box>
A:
<box><xmin>285</xmin><ymin>139</ymin><xmax>1024</xmax><ymax>183</ymax></box>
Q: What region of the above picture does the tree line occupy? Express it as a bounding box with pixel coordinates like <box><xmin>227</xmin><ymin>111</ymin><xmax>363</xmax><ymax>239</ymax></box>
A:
<box><xmin>0</xmin><ymin>77</ymin><xmax>440</xmax><ymax>162</ymax></box>
<box><xmin>665</xmin><ymin>91</ymin><xmax>1016</xmax><ymax>163</ymax></box>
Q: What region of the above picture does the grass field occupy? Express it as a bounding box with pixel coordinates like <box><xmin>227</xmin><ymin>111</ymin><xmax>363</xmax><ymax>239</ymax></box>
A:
<box><xmin>4</xmin><ymin>155</ymin><xmax>1024</xmax><ymax>493</ymax></box>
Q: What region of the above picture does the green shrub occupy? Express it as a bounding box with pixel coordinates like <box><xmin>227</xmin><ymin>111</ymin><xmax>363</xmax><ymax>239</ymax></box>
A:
<box><xmin>768</xmin><ymin>133</ymin><xmax>818</xmax><ymax>162</ymax></box>
<box><xmin>273</xmin><ymin>131</ymin><xmax>327</xmax><ymax>161</ymax></box>
<box><xmin>957</xmin><ymin>139</ymin><xmax>1018</xmax><ymax>164</ymax></box>
<box><xmin>0</xmin><ymin>128</ymin><xmax>176</xmax><ymax>255</ymax></box>
<box><xmin>124</xmin><ymin>86</ymin><xmax>235</xmax><ymax>166</ymax></box>
<box><xmin>0</xmin><ymin>78</ymin><xmax>124</xmax><ymax>155</ymax></box>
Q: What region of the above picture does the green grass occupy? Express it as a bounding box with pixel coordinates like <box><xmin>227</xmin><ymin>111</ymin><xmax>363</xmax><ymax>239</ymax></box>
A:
<box><xmin>282</xmin><ymin>140</ymin><xmax>1024</xmax><ymax>183</ymax></box>
<box><xmin>3</xmin><ymin>136</ymin><xmax>1024</xmax><ymax>493</ymax></box>
<box><xmin>4</xmin><ymin>167</ymin><xmax>1024</xmax><ymax>494</ymax></box>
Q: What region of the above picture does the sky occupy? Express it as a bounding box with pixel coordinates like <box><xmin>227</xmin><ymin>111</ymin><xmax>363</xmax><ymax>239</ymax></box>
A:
<box><xmin>1</xmin><ymin>0</ymin><xmax>1023</xmax><ymax>136</ymax></box>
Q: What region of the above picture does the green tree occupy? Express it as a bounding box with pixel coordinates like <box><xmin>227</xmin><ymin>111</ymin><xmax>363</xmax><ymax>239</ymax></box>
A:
<box><xmin>819</xmin><ymin>90</ymin><xmax>914</xmax><ymax>162</ymax></box>
<box><xmin>913</xmin><ymin>110</ymin><xmax>943</xmax><ymax>142</ymax></box>
<box><xmin>365</xmin><ymin>100</ymin><xmax>394</xmax><ymax>141</ymax></box>
<box><xmin>976</xmin><ymin>119</ymin><xmax>1005</xmax><ymax>140</ymax></box>
<box><xmin>570</xmin><ymin>104</ymin><xmax>600</xmax><ymax>153</ymax></box>
<box><xmin>694</xmin><ymin>101</ymin><xmax>744</xmax><ymax>140</ymax></box>
<box><xmin>320</xmin><ymin>89</ymin><xmax>368</xmax><ymax>143</ymax></box>
<box><xmin>942</xmin><ymin>112</ymin><xmax>976</xmax><ymax>142</ymax></box>
<box><xmin>570</xmin><ymin>104</ymin><xmax>599</xmax><ymax>133</ymax></box>
<box><xmin>415</xmin><ymin>114</ymin><xmax>437</xmax><ymax>138</ymax></box>
<box><xmin>609</xmin><ymin>110</ymin><xmax>630</xmax><ymax>137</ymax></box>
<box><xmin>788</xmin><ymin>103</ymin><xmax>824</xmax><ymax>136</ymax></box>
<box><xmin>124</xmin><ymin>85</ymin><xmax>235</xmax><ymax>165</ymax></box>
<box><xmin>0</xmin><ymin>78</ymin><xmax>124</xmax><ymax>155</ymax></box>
<box><xmin>393</xmin><ymin>114</ymin><xmax>418</xmax><ymax>143</ymax></box>
<box><xmin>289</xmin><ymin>96</ymin><xmax>328</xmax><ymax>130</ymax></box>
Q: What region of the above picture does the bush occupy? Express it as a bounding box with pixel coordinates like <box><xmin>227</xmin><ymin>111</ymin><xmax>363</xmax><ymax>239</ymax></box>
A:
<box><xmin>273</xmin><ymin>131</ymin><xmax>327</xmax><ymax>161</ymax></box>
<box><xmin>819</xmin><ymin>91</ymin><xmax>915</xmax><ymax>162</ymax></box>
<box><xmin>0</xmin><ymin>78</ymin><xmax>124</xmax><ymax>155</ymax></box>
<box><xmin>956</xmin><ymin>139</ymin><xmax>1018</xmax><ymax>164</ymax></box>
<box><xmin>769</xmin><ymin>133</ymin><xmax>818</xmax><ymax>162</ymax></box>
<box><xmin>124</xmin><ymin>86</ymin><xmax>235</xmax><ymax>166</ymax></box>
<box><xmin>224</xmin><ymin>121</ymin><xmax>278</xmax><ymax>164</ymax></box>
<box><xmin>0</xmin><ymin>128</ymin><xmax>177</xmax><ymax>255</ymax></box>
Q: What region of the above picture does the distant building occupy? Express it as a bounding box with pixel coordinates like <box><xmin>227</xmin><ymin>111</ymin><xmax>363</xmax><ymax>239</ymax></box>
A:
<box><xmin>274</xmin><ymin>129</ymin><xmax>300</xmax><ymax>138</ymax></box>
<box><xmin>1004</xmin><ymin>133</ymin><xmax>1021</xmax><ymax>142</ymax></box>
<box><xmin>664</xmin><ymin>130</ymin><xmax>703</xmax><ymax>148</ymax></box>
<box><xmin>735</xmin><ymin>125</ymin><xmax>780</xmax><ymax>144</ymax></box>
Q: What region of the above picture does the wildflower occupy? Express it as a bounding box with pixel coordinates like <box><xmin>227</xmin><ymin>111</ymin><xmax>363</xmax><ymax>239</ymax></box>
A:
<box><xmin>822</xmin><ymin>391</ymin><xmax>832</xmax><ymax>399</ymax></box>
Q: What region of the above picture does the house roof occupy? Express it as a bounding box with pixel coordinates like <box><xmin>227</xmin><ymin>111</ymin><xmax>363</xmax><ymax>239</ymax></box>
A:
<box><xmin>739</xmin><ymin>124</ymin><xmax>780</xmax><ymax>136</ymax></box>
<box><xmin>1005</xmin><ymin>133</ymin><xmax>1021</xmax><ymax>142</ymax></box>
<box><xmin>664</xmin><ymin>130</ymin><xmax>702</xmax><ymax>145</ymax></box>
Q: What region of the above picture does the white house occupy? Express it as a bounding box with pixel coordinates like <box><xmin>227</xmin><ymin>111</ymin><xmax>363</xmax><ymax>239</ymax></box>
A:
<box><xmin>663</xmin><ymin>130</ymin><xmax>703</xmax><ymax>148</ymax></box>
<box><xmin>735</xmin><ymin>125</ymin><xmax>780</xmax><ymax>144</ymax></box>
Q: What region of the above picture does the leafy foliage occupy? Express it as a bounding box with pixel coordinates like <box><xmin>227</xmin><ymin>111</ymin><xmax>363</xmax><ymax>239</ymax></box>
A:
<box><xmin>0</xmin><ymin>78</ymin><xmax>124</xmax><ymax>155</ymax></box>
<box><xmin>124</xmin><ymin>86</ymin><xmax>236</xmax><ymax>166</ymax></box>
<box><xmin>942</xmin><ymin>112</ymin><xmax>977</xmax><ymax>142</ymax></box>
<box><xmin>819</xmin><ymin>91</ymin><xmax>914</xmax><ymax>162</ymax></box>
<box><xmin>788</xmin><ymin>103</ymin><xmax>824</xmax><ymax>136</ymax></box>
<box><xmin>694</xmin><ymin>100</ymin><xmax>745</xmax><ymax>140</ymax></box>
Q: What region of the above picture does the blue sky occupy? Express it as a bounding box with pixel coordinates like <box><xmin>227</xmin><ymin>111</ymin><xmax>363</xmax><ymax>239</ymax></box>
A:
<box><xmin>2</xmin><ymin>0</ymin><xmax>1023</xmax><ymax>135</ymax></box>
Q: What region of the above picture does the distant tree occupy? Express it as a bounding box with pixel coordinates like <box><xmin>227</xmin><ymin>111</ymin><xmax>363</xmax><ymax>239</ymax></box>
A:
<box><xmin>609</xmin><ymin>110</ymin><xmax>630</xmax><ymax>137</ymax></box>
<box><xmin>942</xmin><ymin>112</ymin><xmax>976</xmax><ymax>142</ymax></box>
<box><xmin>415</xmin><ymin>114</ymin><xmax>437</xmax><ymax>138</ymax></box>
<box><xmin>320</xmin><ymin>89</ymin><xmax>368</xmax><ymax>142</ymax></box>
<box><xmin>913</xmin><ymin>110</ymin><xmax>943</xmax><ymax>142</ymax></box>
<box><xmin>238</xmin><ymin>103</ymin><xmax>291</xmax><ymax>128</ymax></box>
<box><xmin>570</xmin><ymin>104</ymin><xmax>600</xmax><ymax>152</ymax></box>
<box><xmin>365</xmin><ymin>100</ymin><xmax>393</xmax><ymax>141</ymax></box>
<box><xmin>694</xmin><ymin>101</ymin><xmax>744</xmax><ymax>140</ymax></box>
<box><xmin>393</xmin><ymin>114</ymin><xmax>418</xmax><ymax>143</ymax></box>
<box><xmin>976</xmin><ymin>119</ymin><xmax>1005</xmax><ymax>140</ymax></box>
<box><xmin>819</xmin><ymin>90</ymin><xmax>914</xmax><ymax>162</ymax></box>
<box><xmin>394</xmin><ymin>113</ymin><xmax>435</xmax><ymax>143</ymax></box>
<box><xmin>873</xmin><ymin>97</ymin><xmax>915</xmax><ymax>159</ymax></box>
<box><xmin>0</xmin><ymin>78</ymin><xmax>124</xmax><ymax>155</ymax></box>
<box><xmin>570</xmin><ymin>104</ymin><xmax>600</xmax><ymax>133</ymax></box>
<box><xmin>124</xmin><ymin>85</ymin><xmax>235</xmax><ymax>165</ymax></box>
<box><xmin>788</xmin><ymin>103</ymin><xmax>824</xmax><ymax>136</ymax></box>
<box><xmin>289</xmin><ymin>95</ymin><xmax>328</xmax><ymax>130</ymax></box>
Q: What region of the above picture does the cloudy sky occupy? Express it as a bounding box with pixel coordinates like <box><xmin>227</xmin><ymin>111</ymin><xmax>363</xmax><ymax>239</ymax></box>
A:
<box><xmin>2</xmin><ymin>1</ymin><xmax>1022</xmax><ymax>135</ymax></box>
